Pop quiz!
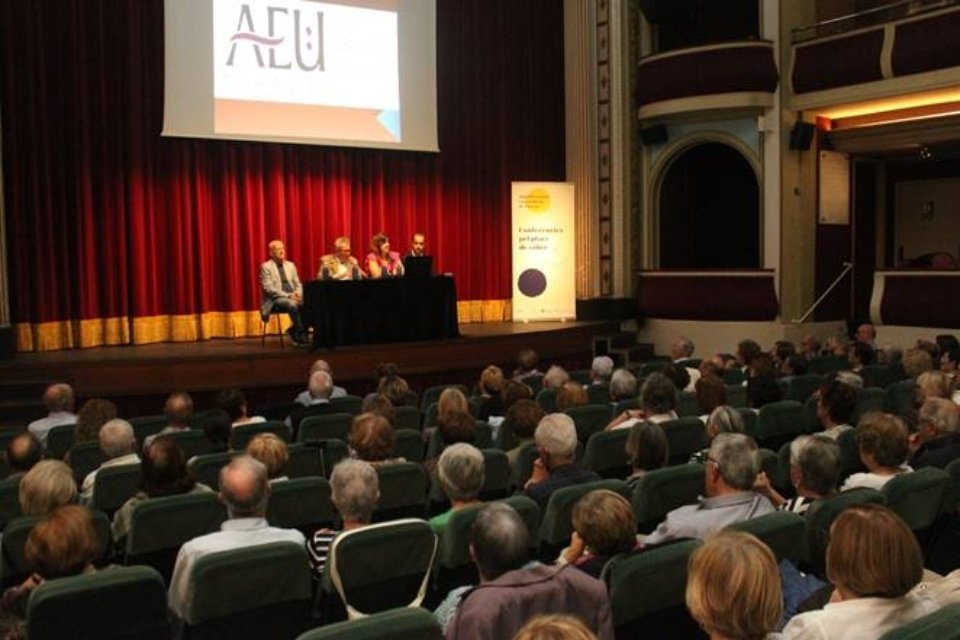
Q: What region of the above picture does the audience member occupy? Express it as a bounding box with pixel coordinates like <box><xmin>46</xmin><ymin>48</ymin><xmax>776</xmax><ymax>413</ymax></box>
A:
<box><xmin>746</xmin><ymin>374</ymin><xmax>782</xmax><ymax>410</ymax></box>
<box><xmin>168</xmin><ymin>456</ymin><xmax>305</xmax><ymax>620</ymax></box>
<box><xmin>294</xmin><ymin>359</ymin><xmax>347</xmax><ymax>404</ymax></box>
<box><xmin>502</xmin><ymin>380</ymin><xmax>535</xmax><ymax>415</ymax></box>
<box><xmin>643</xmin><ymin>433</ymin><xmax>772</xmax><ymax>547</ymax></box>
<box><xmin>438</xmin><ymin>388</ymin><xmax>470</xmax><ymax>424</ymax></box>
<box><xmin>816</xmin><ymin>378</ymin><xmax>857</xmax><ymax>439</ymax></box>
<box><xmin>425</xmin><ymin>411</ymin><xmax>478</xmax><ymax>474</ymax></box>
<box><xmin>504</xmin><ymin>400</ymin><xmax>545</xmax><ymax>467</ymax></box>
<box><xmin>217</xmin><ymin>388</ymin><xmax>265</xmax><ymax>427</ymax></box>
<box><xmin>800</xmin><ymin>335</ymin><xmax>821</xmax><ymax>360</ymax></box>
<box><xmin>73</xmin><ymin>398</ymin><xmax>118</xmax><ymax>443</ymax></box>
<box><xmin>523</xmin><ymin>414</ymin><xmax>600</xmax><ymax>509</ymax></box>
<box><xmin>349</xmin><ymin>413</ymin><xmax>402</xmax><ymax>466</ymax></box>
<box><xmin>916</xmin><ymin>370</ymin><xmax>952</xmax><ymax>402</ymax></box>
<box><xmin>903</xmin><ymin>348</ymin><xmax>934</xmax><ymax>379</ymax></box>
<box><xmin>625</xmin><ymin>422</ymin><xmax>669</xmax><ymax>489</ymax></box>
<box><xmin>439</xmin><ymin>503</ymin><xmax>613</xmax><ymax>640</ymax></box>
<box><xmin>80</xmin><ymin>419</ymin><xmax>140</xmax><ymax>502</ymax></box>
<box><xmin>476</xmin><ymin>365</ymin><xmax>505</xmax><ymax>420</ymax></box>
<box><xmin>589</xmin><ymin>356</ymin><xmax>614</xmax><ymax>385</ymax></box>
<box><xmin>777</xmin><ymin>505</ymin><xmax>936</xmax><ymax>639</ymax></box>
<box><xmin>361</xmin><ymin>394</ymin><xmax>396</xmax><ymax>427</ymax></box>
<box><xmin>780</xmin><ymin>354</ymin><xmax>808</xmax><ymax>377</ymax></box>
<box><xmin>556</xmin><ymin>382</ymin><xmax>588</xmax><ymax>412</ymax></box>
<box><xmin>558</xmin><ymin>490</ymin><xmax>638</xmax><ymax>579</ymax></box>
<box><xmin>307</xmin><ymin>459</ymin><xmax>378</xmax><ymax>580</ymax></box>
<box><xmin>671</xmin><ymin>337</ymin><xmax>696</xmax><ymax>364</ymax></box>
<box><xmin>755</xmin><ymin>435</ymin><xmax>841</xmax><ymax>515</ymax></box>
<box><xmin>747</xmin><ymin>353</ymin><xmax>777</xmax><ymax>380</ymax></box>
<box><xmin>608</xmin><ymin>369</ymin><xmax>638</xmax><ymax>403</ymax></box>
<box><xmin>663</xmin><ymin>363</ymin><xmax>693</xmax><ymax>394</ymax></box>
<box><xmin>736</xmin><ymin>339</ymin><xmax>762</xmax><ymax>370</ymax></box>
<box><xmin>430</xmin><ymin>443</ymin><xmax>485</xmax><ymax>533</ymax></box>
<box><xmin>606</xmin><ymin>373</ymin><xmax>678</xmax><ymax>430</ymax></box>
<box><xmin>112</xmin><ymin>436</ymin><xmax>214</xmax><ymax>543</ymax></box>
<box><xmin>144</xmin><ymin>392</ymin><xmax>194</xmax><ymax>447</ymax></box>
<box><xmin>514</xmin><ymin>615</ymin><xmax>599</xmax><ymax>640</ymax></box>
<box><xmin>824</xmin><ymin>335</ymin><xmax>850</xmax><ymax>357</ymax></box>
<box><xmin>377</xmin><ymin>369</ymin><xmax>412</xmax><ymax>407</ymax></box>
<box><xmin>19</xmin><ymin>460</ymin><xmax>77</xmax><ymax>516</ymax></box>
<box><xmin>689</xmin><ymin>405</ymin><xmax>745</xmax><ymax>464</ymax></box>
<box><xmin>513</xmin><ymin>349</ymin><xmax>543</xmax><ymax>382</ymax></box>
<box><xmin>246</xmin><ymin>433</ymin><xmax>289</xmax><ymax>483</ymax></box>
<box><xmin>686</xmin><ymin>530</ymin><xmax>781</xmax><ymax>640</ymax></box>
<box><xmin>848</xmin><ymin>341</ymin><xmax>875</xmax><ymax>372</ymax></box>
<box><xmin>772</xmin><ymin>341</ymin><xmax>797</xmax><ymax>369</ymax></box>
<box><xmin>855</xmin><ymin>323</ymin><xmax>877</xmax><ymax>347</ymax></box>
<box><xmin>909</xmin><ymin>397</ymin><xmax>960</xmax><ymax>469</ymax></box>
<box><xmin>841</xmin><ymin>412</ymin><xmax>911</xmax><ymax>491</ymax></box>
<box><xmin>199</xmin><ymin>409</ymin><xmax>232</xmax><ymax>452</ymax></box>
<box><xmin>694</xmin><ymin>374</ymin><xmax>726</xmax><ymax>418</ymax></box>
<box><xmin>542</xmin><ymin>366</ymin><xmax>570</xmax><ymax>391</ymax></box>
<box><xmin>287</xmin><ymin>370</ymin><xmax>339</xmax><ymax>432</ymax></box>
<box><xmin>27</xmin><ymin>383</ymin><xmax>76</xmax><ymax>447</ymax></box>
<box><xmin>5</xmin><ymin>433</ymin><xmax>42</xmax><ymax>479</ymax></box>
<box><xmin>915</xmin><ymin>339</ymin><xmax>941</xmax><ymax>363</ymax></box>
<box><xmin>940</xmin><ymin>348</ymin><xmax>960</xmax><ymax>379</ymax></box>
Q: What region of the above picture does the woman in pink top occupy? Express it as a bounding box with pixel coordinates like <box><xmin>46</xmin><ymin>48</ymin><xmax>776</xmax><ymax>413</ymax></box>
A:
<box><xmin>366</xmin><ymin>232</ymin><xmax>404</xmax><ymax>278</ymax></box>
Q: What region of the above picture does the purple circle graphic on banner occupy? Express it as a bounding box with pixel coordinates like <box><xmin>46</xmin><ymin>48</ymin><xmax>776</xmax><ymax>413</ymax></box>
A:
<box><xmin>518</xmin><ymin>269</ymin><xmax>547</xmax><ymax>297</ymax></box>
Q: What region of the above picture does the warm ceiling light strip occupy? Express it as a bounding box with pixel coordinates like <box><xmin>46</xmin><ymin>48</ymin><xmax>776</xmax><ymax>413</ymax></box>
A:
<box><xmin>831</xmin><ymin>100</ymin><xmax>960</xmax><ymax>129</ymax></box>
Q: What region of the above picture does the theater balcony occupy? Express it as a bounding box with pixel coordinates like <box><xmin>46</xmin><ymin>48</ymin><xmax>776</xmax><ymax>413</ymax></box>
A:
<box><xmin>790</xmin><ymin>1</ymin><xmax>960</xmax><ymax>111</ymax></box>
<box><xmin>635</xmin><ymin>40</ymin><xmax>778</xmax><ymax>121</ymax></box>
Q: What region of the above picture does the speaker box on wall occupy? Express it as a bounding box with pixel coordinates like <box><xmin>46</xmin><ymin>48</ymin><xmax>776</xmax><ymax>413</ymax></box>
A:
<box><xmin>789</xmin><ymin>122</ymin><xmax>815</xmax><ymax>150</ymax></box>
<box><xmin>640</xmin><ymin>125</ymin><xmax>668</xmax><ymax>146</ymax></box>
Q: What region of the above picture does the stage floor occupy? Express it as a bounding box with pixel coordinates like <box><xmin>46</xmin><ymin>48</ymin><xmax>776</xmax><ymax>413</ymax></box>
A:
<box><xmin>0</xmin><ymin>321</ymin><xmax>618</xmax><ymax>416</ymax></box>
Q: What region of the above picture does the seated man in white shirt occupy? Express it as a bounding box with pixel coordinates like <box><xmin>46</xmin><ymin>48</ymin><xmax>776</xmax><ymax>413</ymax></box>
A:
<box><xmin>80</xmin><ymin>419</ymin><xmax>141</xmax><ymax>502</ymax></box>
<box><xmin>27</xmin><ymin>383</ymin><xmax>77</xmax><ymax>447</ymax></box>
<box><xmin>294</xmin><ymin>359</ymin><xmax>347</xmax><ymax>405</ymax></box>
<box><xmin>168</xmin><ymin>455</ymin><xmax>305</xmax><ymax>622</ymax></box>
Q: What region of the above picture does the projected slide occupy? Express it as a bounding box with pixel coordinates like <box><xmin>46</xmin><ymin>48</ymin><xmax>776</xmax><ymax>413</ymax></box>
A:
<box><xmin>163</xmin><ymin>0</ymin><xmax>438</xmax><ymax>152</ymax></box>
<box><xmin>214</xmin><ymin>0</ymin><xmax>400</xmax><ymax>142</ymax></box>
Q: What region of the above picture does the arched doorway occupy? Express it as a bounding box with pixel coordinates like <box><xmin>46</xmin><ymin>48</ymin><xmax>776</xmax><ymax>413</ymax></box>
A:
<box><xmin>657</xmin><ymin>142</ymin><xmax>760</xmax><ymax>268</ymax></box>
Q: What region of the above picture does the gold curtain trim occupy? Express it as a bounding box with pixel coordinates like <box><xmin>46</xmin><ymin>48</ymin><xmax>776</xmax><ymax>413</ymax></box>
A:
<box><xmin>14</xmin><ymin>299</ymin><xmax>512</xmax><ymax>352</ymax></box>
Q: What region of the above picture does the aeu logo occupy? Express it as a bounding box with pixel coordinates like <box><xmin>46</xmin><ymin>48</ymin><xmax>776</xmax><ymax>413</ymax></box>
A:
<box><xmin>226</xmin><ymin>3</ymin><xmax>325</xmax><ymax>72</ymax></box>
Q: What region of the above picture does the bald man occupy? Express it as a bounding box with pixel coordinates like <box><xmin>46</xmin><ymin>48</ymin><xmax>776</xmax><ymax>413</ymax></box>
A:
<box><xmin>27</xmin><ymin>383</ymin><xmax>77</xmax><ymax>447</ymax></box>
<box><xmin>259</xmin><ymin>239</ymin><xmax>308</xmax><ymax>346</ymax></box>
<box><xmin>168</xmin><ymin>456</ymin><xmax>305</xmax><ymax>621</ymax></box>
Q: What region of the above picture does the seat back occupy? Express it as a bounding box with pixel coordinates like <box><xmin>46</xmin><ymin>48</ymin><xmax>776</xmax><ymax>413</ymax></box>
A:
<box><xmin>165</xmin><ymin>430</ymin><xmax>214</xmax><ymax>460</ymax></box>
<box><xmin>785</xmin><ymin>374</ymin><xmax>823</xmax><ymax>402</ymax></box>
<box><xmin>328</xmin><ymin>519</ymin><xmax>437</xmax><ymax>619</ymax></box>
<box><xmin>582</xmin><ymin>429</ymin><xmax>630</xmax><ymax>479</ymax></box>
<box><xmin>480</xmin><ymin>449</ymin><xmax>513</xmax><ymax>500</ymax></box>
<box><xmin>661</xmin><ymin>418</ymin><xmax>709</xmax><ymax>465</ymax></box>
<box><xmin>885</xmin><ymin>380</ymin><xmax>917</xmax><ymax>416</ymax></box>
<box><xmin>45</xmin><ymin>424</ymin><xmax>76</xmax><ymax>460</ymax></box>
<box><xmin>676</xmin><ymin>392</ymin><xmax>700</xmax><ymax>418</ymax></box>
<box><xmin>91</xmin><ymin>464</ymin><xmax>142</xmax><ymax>516</ymax></box>
<box><xmin>535</xmin><ymin>388</ymin><xmax>558</xmax><ymax>413</ymax></box>
<box><xmin>373</xmin><ymin>462</ymin><xmax>427</xmax><ymax>521</ymax></box>
<box><xmin>605</xmin><ymin>539</ymin><xmax>702</xmax><ymax>635</ymax></box>
<box><xmin>4</xmin><ymin>510</ymin><xmax>112</xmax><ymax>584</ymax></box>
<box><xmin>295</xmin><ymin>607</ymin><xmax>443</xmax><ymax>640</ymax></box>
<box><xmin>727</xmin><ymin>511</ymin><xmax>806</xmax><ymax>563</ymax></box>
<box><xmin>805</xmin><ymin>487</ymin><xmax>885</xmax><ymax>576</ymax></box>
<box><xmin>513</xmin><ymin>443</ymin><xmax>539</xmax><ymax>488</ymax></box>
<box><xmin>0</xmin><ymin>477</ymin><xmax>22</xmax><ymax>529</ymax></box>
<box><xmin>188</xmin><ymin>452</ymin><xmax>236</xmax><ymax>489</ymax></box>
<box><xmin>267</xmin><ymin>477</ymin><xmax>335</xmax><ymax>531</ymax></box>
<box><xmin>185</xmin><ymin>542</ymin><xmax>312</xmax><ymax>639</ymax></box>
<box><xmin>807</xmin><ymin>356</ymin><xmax>848</xmax><ymax>375</ymax></box>
<box><xmin>725</xmin><ymin>384</ymin><xmax>748</xmax><ymax>408</ymax></box>
<box><xmin>126</xmin><ymin>492</ymin><xmax>226</xmax><ymax>583</ymax></box>
<box><xmin>836</xmin><ymin>428</ymin><xmax>866</xmax><ymax>482</ymax></box>
<box><xmin>633</xmin><ymin>464</ymin><xmax>705</xmax><ymax>533</ymax></box>
<box><xmin>317</xmin><ymin>439</ymin><xmax>350</xmax><ymax>477</ymax></box>
<box><xmin>586</xmin><ymin>383</ymin><xmax>611</xmax><ymax>406</ymax></box>
<box><xmin>539</xmin><ymin>479</ymin><xmax>631</xmax><ymax>547</ymax></box>
<box><xmin>231</xmin><ymin>421</ymin><xmax>291</xmax><ymax>450</ymax></box>
<box><xmin>565</xmin><ymin>405</ymin><xmax>612</xmax><ymax>443</ymax></box>
<box><xmin>394</xmin><ymin>406</ymin><xmax>422</xmax><ymax>431</ymax></box>
<box><xmin>422</xmin><ymin>403</ymin><xmax>440</xmax><ymax>429</ymax></box>
<box><xmin>755</xmin><ymin>401</ymin><xmax>807</xmax><ymax>449</ymax></box>
<box><xmin>737</xmin><ymin>408</ymin><xmax>758</xmax><ymax>438</ymax></box>
<box><xmin>861</xmin><ymin>365</ymin><xmax>895</xmax><ymax>389</ymax></box>
<box><xmin>285</xmin><ymin>443</ymin><xmax>323</xmax><ymax>479</ymax></box>
<box><xmin>67</xmin><ymin>441</ymin><xmax>107</xmax><ymax>484</ymax></box>
<box><xmin>394</xmin><ymin>429</ymin><xmax>424</xmax><ymax>463</ymax></box>
<box><xmin>882</xmin><ymin>467</ymin><xmax>951</xmax><ymax>532</ymax></box>
<box><xmin>26</xmin><ymin>565</ymin><xmax>170</xmax><ymax>640</ymax></box>
<box><xmin>129</xmin><ymin>415</ymin><xmax>168</xmax><ymax>447</ymax></box>
<box><xmin>853</xmin><ymin>387</ymin><xmax>887</xmax><ymax>423</ymax></box>
<box><xmin>877</xmin><ymin>602</ymin><xmax>960</xmax><ymax>640</ymax></box>
<box><xmin>298</xmin><ymin>414</ymin><xmax>354</xmax><ymax>444</ymax></box>
<box><xmin>947</xmin><ymin>458</ymin><xmax>960</xmax><ymax>514</ymax></box>
<box><xmin>257</xmin><ymin>402</ymin><xmax>303</xmax><ymax>422</ymax></box>
<box><xmin>613</xmin><ymin>398</ymin><xmax>640</xmax><ymax>415</ymax></box>
<box><xmin>330</xmin><ymin>396</ymin><xmax>363</xmax><ymax>416</ymax></box>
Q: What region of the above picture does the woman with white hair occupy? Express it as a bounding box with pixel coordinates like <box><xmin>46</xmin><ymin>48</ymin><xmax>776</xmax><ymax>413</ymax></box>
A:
<box><xmin>307</xmin><ymin>459</ymin><xmax>380</xmax><ymax>580</ymax></box>
<box><xmin>430</xmin><ymin>443</ymin><xmax>485</xmax><ymax>533</ymax></box>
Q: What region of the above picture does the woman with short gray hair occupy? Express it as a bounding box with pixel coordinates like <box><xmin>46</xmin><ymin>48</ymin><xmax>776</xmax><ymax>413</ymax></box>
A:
<box><xmin>688</xmin><ymin>405</ymin><xmax>745</xmax><ymax>464</ymax></box>
<box><xmin>307</xmin><ymin>459</ymin><xmax>379</xmax><ymax>580</ymax></box>
<box><xmin>755</xmin><ymin>434</ymin><xmax>841</xmax><ymax>514</ymax></box>
<box><xmin>430</xmin><ymin>443</ymin><xmax>485</xmax><ymax>533</ymax></box>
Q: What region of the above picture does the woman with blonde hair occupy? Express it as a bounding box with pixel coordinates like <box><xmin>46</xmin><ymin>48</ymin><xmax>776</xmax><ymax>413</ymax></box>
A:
<box><xmin>686</xmin><ymin>530</ymin><xmax>782</xmax><ymax>640</ymax></box>
<box><xmin>19</xmin><ymin>460</ymin><xmax>77</xmax><ymax>516</ymax></box>
<box><xmin>513</xmin><ymin>615</ymin><xmax>599</xmax><ymax>640</ymax></box>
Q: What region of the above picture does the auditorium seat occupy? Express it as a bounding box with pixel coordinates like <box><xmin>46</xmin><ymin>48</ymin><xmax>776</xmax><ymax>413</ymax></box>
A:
<box><xmin>165</xmin><ymin>430</ymin><xmax>214</xmax><ymax>460</ymax></box>
<box><xmin>125</xmin><ymin>492</ymin><xmax>226</xmax><ymax>584</ymax></box>
<box><xmin>565</xmin><ymin>405</ymin><xmax>612</xmax><ymax>443</ymax></box>
<box><xmin>535</xmin><ymin>388</ymin><xmax>558</xmax><ymax>413</ymax></box>
<box><xmin>512</xmin><ymin>441</ymin><xmax>584</xmax><ymax>488</ymax></box>
<box><xmin>805</xmin><ymin>487</ymin><xmax>885</xmax><ymax>577</ymax></box>
<box><xmin>231</xmin><ymin>420</ymin><xmax>291</xmax><ymax>450</ymax></box>
<box><xmin>861</xmin><ymin>364</ymin><xmax>896</xmax><ymax>389</ymax></box>
<box><xmin>424</xmin><ymin>423</ymin><xmax>491</xmax><ymax>461</ymax></box>
<box><xmin>727</xmin><ymin>511</ymin><xmax>806</xmax><ymax>563</ymax></box>
<box><xmin>754</xmin><ymin>400</ymin><xmax>808</xmax><ymax>450</ymax></box>
<box><xmin>853</xmin><ymin>387</ymin><xmax>887</xmax><ymax>423</ymax></box>
<box><xmin>257</xmin><ymin>401</ymin><xmax>303</xmax><ymax>422</ymax></box>
<box><xmin>885</xmin><ymin>380</ymin><xmax>917</xmax><ymax>417</ymax></box>
<box><xmin>947</xmin><ymin>458</ymin><xmax>960</xmax><ymax>514</ymax></box>
<box><xmin>538</xmin><ymin>479</ymin><xmax>631</xmax><ymax>559</ymax></box>
<box><xmin>836</xmin><ymin>428</ymin><xmax>867</xmax><ymax>482</ymax></box>
<box><xmin>882</xmin><ymin>467</ymin><xmax>951</xmax><ymax>538</ymax></box>
<box><xmin>0</xmin><ymin>476</ymin><xmax>22</xmax><ymax>529</ymax></box>
<box><xmin>45</xmin><ymin>424</ymin><xmax>76</xmax><ymax>460</ymax></box>
<box><xmin>807</xmin><ymin>356</ymin><xmax>848</xmax><ymax>375</ymax></box>
<box><xmin>3</xmin><ymin>510</ymin><xmax>112</xmax><ymax>586</ymax></box>
<box><xmin>613</xmin><ymin>398</ymin><xmax>641</xmax><ymax>415</ymax></box>
<box><xmin>317</xmin><ymin>439</ymin><xmax>349</xmax><ymax>477</ymax></box>
<box><xmin>784</xmin><ymin>373</ymin><xmax>824</xmax><ymax>403</ymax></box>
<box><xmin>322</xmin><ymin>519</ymin><xmax>437</xmax><ymax>621</ymax></box>
<box><xmin>90</xmin><ymin>464</ymin><xmax>142</xmax><ymax>518</ymax></box>
<box><xmin>129</xmin><ymin>415</ymin><xmax>168</xmax><ymax>447</ymax></box>
<box><xmin>725</xmin><ymin>384</ymin><xmax>748</xmax><ymax>408</ymax></box>
<box><xmin>604</xmin><ymin>539</ymin><xmax>704</xmax><ymax>640</ymax></box>
<box><xmin>676</xmin><ymin>391</ymin><xmax>700</xmax><ymax>418</ymax></box>
<box><xmin>773</xmin><ymin>442</ymin><xmax>795</xmax><ymax>496</ymax></box>
<box><xmin>295</xmin><ymin>607</ymin><xmax>443</xmax><ymax>640</ymax></box>
<box><xmin>188</xmin><ymin>452</ymin><xmax>234</xmax><ymax>489</ymax></box>
<box><xmin>182</xmin><ymin>542</ymin><xmax>312</xmax><ymax>640</ymax></box>
<box><xmin>426</xmin><ymin>449</ymin><xmax>513</xmax><ymax>515</ymax></box>
<box><xmin>661</xmin><ymin>418</ymin><xmax>709</xmax><ymax>465</ymax></box>
<box><xmin>569</xmin><ymin>369</ymin><xmax>592</xmax><ymax>385</ymax></box>
<box><xmin>285</xmin><ymin>443</ymin><xmax>324</xmax><ymax>479</ymax></box>
<box><xmin>737</xmin><ymin>408</ymin><xmax>758</xmax><ymax>438</ymax></box>
<box><xmin>298</xmin><ymin>413</ymin><xmax>354</xmax><ymax>444</ymax></box>
<box><xmin>582</xmin><ymin>429</ymin><xmax>630</xmax><ymax>479</ymax></box>
<box><xmin>879</xmin><ymin>603</ymin><xmax>960</xmax><ymax>640</ymax></box>
<box><xmin>267</xmin><ymin>477</ymin><xmax>335</xmax><ymax>533</ymax></box>
<box><xmin>633</xmin><ymin>464</ymin><xmax>705</xmax><ymax>534</ymax></box>
<box><xmin>26</xmin><ymin>565</ymin><xmax>170</xmax><ymax>640</ymax></box>
<box><xmin>67</xmin><ymin>440</ymin><xmax>108</xmax><ymax>484</ymax></box>
<box><xmin>372</xmin><ymin>462</ymin><xmax>428</xmax><ymax>522</ymax></box>
<box><xmin>586</xmin><ymin>383</ymin><xmax>611</xmax><ymax>406</ymax></box>
<box><xmin>329</xmin><ymin>395</ymin><xmax>363</xmax><ymax>416</ymax></box>
<box><xmin>393</xmin><ymin>406</ymin><xmax>422</xmax><ymax>431</ymax></box>
<box><xmin>723</xmin><ymin>368</ymin><xmax>745</xmax><ymax>386</ymax></box>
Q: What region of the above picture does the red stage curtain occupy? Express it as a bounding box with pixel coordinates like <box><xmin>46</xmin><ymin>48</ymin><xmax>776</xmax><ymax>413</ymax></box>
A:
<box><xmin>0</xmin><ymin>0</ymin><xmax>565</xmax><ymax>351</ymax></box>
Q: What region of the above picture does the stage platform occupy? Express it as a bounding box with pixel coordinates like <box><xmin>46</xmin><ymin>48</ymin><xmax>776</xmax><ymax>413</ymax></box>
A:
<box><xmin>0</xmin><ymin>321</ymin><xmax>618</xmax><ymax>421</ymax></box>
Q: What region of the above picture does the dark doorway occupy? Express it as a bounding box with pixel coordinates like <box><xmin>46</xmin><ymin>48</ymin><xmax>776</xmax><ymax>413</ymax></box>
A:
<box><xmin>658</xmin><ymin>142</ymin><xmax>760</xmax><ymax>268</ymax></box>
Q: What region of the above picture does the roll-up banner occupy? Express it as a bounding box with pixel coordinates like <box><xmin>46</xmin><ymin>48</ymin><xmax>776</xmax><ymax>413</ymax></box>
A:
<box><xmin>511</xmin><ymin>182</ymin><xmax>576</xmax><ymax>322</ymax></box>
